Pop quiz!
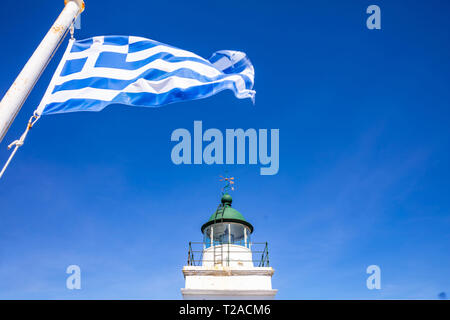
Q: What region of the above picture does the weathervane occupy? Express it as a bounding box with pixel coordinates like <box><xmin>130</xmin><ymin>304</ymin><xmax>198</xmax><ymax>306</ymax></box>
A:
<box><xmin>220</xmin><ymin>175</ymin><xmax>235</xmax><ymax>194</ymax></box>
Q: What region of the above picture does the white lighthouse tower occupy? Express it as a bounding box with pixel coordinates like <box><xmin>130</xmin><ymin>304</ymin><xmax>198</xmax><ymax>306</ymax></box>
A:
<box><xmin>181</xmin><ymin>187</ymin><xmax>277</xmax><ymax>300</ymax></box>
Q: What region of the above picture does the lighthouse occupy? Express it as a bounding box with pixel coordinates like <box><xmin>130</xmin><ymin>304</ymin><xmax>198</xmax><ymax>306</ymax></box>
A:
<box><xmin>181</xmin><ymin>186</ymin><xmax>277</xmax><ymax>299</ymax></box>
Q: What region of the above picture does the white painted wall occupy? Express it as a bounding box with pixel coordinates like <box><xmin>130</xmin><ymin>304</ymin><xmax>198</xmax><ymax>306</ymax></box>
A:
<box><xmin>181</xmin><ymin>266</ymin><xmax>277</xmax><ymax>300</ymax></box>
<box><xmin>202</xmin><ymin>244</ymin><xmax>253</xmax><ymax>267</ymax></box>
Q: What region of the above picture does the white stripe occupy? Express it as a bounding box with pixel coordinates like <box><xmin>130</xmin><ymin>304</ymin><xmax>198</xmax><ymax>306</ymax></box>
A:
<box><xmin>44</xmin><ymin>87</ymin><xmax>118</xmax><ymax>103</ymax></box>
<box><xmin>126</xmin><ymin>44</ymin><xmax>202</xmax><ymax>62</ymax></box>
<box><xmin>129</xmin><ymin>36</ymin><xmax>150</xmax><ymax>44</ymax></box>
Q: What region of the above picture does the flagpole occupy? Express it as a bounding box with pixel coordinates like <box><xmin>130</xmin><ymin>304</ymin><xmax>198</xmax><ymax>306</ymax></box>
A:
<box><xmin>0</xmin><ymin>0</ymin><xmax>85</xmax><ymax>143</ymax></box>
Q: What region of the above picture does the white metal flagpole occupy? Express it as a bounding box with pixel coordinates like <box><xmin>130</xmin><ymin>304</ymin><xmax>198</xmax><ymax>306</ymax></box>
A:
<box><xmin>0</xmin><ymin>0</ymin><xmax>85</xmax><ymax>143</ymax></box>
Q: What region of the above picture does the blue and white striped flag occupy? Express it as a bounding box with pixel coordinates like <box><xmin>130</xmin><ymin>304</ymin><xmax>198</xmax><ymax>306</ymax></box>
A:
<box><xmin>36</xmin><ymin>36</ymin><xmax>255</xmax><ymax>115</ymax></box>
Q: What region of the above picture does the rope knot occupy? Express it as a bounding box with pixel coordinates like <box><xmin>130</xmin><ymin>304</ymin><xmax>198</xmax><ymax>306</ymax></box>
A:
<box><xmin>0</xmin><ymin>112</ymin><xmax>40</xmax><ymax>179</ymax></box>
<box><xmin>7</xmin><ymin>140</ymin><xmax>24</xmax><ymax>149</ymax></box>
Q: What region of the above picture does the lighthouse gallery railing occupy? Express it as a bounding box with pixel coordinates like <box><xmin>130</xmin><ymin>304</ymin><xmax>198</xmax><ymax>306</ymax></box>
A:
<box><xmin>186</xmin><ymin>241</ymin><xmax>270</xmax><ymax>267</ymax></box>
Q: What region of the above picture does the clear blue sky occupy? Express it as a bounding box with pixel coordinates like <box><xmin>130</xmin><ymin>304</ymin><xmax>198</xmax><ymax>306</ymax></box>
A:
<box><xmin>0</xmin><ymin>0</ymin><xmax>449</xmax><ymax>299</ymax></box>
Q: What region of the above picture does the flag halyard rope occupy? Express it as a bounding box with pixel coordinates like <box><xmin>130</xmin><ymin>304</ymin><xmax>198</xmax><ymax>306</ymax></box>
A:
<box><xmin>0</xmin><ymin>112</ymin><xmax>40</xmax><ymax>179</ymax></box>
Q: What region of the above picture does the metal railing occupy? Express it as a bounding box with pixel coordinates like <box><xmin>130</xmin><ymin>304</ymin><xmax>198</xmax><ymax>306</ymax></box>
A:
<box><xmin>186</xmin><ymin>241</ymin><xmax>270</xmax><ymax>267</ymax></box>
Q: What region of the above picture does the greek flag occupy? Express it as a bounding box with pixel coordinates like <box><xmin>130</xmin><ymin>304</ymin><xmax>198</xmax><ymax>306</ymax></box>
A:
<box><xmin>36</xmin><ymin>36</ymin><xmax>255</xmax><ymax>115</ymax></box>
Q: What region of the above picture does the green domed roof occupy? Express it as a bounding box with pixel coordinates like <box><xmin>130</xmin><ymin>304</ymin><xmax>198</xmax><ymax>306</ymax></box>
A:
<box><xmin>201</xmin><ymin>194</ymin><xmax>253</xmax><ymax>233</ymax></box>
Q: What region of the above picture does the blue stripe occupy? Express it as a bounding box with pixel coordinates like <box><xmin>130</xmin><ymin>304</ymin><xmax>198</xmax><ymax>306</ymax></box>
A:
<box><xmin>128</xmin><ymin>40</ymin><xmax>163</xmax><ymax>53</ymax></box>
<box><xmin>43</xmin><ymin>79</ymin><xmax>247</xmax><ymax>115</ymax></box>
<box><xmin>208</xmin><ymin>53</ymin><xmax>223</xmax><ymax>64</ymax></box>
